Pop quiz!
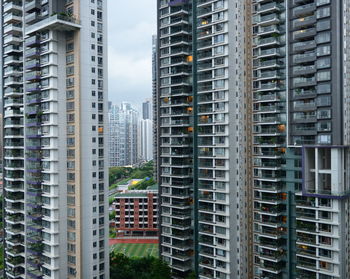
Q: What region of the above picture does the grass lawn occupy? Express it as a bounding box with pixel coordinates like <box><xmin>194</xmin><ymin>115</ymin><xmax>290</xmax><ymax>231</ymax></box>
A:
<box><xmin>110</xmin><ymin>243</ymin><xmax>158</xmax><ymax>258</ymax></box>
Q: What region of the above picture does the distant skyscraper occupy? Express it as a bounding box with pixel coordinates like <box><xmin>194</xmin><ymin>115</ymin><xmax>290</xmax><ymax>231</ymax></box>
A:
<box><xmin>140</xmin><ymin>98</ymin><xmax>154</xmax><ymax>162</ymax></box>
<box><xmin>142</xmin><ymin>99</ymin><xmax>152</xmax><ymax>120</ymax></box>
<box><xmin>140</xmin><ymin>118</ymin><xmax>153</xmax><ymax>162</ymax></box>
<box><xmin>2</xmin><ymin>0</ymin><xmax>109</xmax><ymax>278</ymax></box>
<box><xmin>109</xmin><ymin>103</ymin><xmax>139</xmax><ymax>166</ymax></box>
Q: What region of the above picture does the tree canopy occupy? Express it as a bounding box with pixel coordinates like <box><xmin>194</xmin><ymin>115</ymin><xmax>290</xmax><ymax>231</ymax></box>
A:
<box><xmin>110</xmin><ymin>252</ymin><xmax>171</xmax><ymax>279</ymax></box>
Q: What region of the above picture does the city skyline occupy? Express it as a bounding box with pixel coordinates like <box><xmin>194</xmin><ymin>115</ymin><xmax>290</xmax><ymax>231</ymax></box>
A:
<box><xmin>2</xmin><ymin>0</ymin><xmax>350</xmax><ymax>279</ymax></box>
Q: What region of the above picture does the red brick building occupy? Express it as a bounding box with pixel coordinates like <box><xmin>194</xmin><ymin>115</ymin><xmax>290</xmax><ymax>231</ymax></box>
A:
<box><xmin>112</xmin><ymin>189</ymin><xmax>158</xmax><ymax>237</ymax></box>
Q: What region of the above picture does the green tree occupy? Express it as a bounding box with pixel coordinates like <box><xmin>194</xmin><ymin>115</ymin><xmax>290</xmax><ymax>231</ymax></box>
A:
<box><xmin>185</xmin><ymin>272</ymin><xmax>196</xmax><ymax>279</ymax></box>
<box><xmin>110</xmin><ymin>251</ymin><xmax>171</xmax><ymax>279</ymax></box>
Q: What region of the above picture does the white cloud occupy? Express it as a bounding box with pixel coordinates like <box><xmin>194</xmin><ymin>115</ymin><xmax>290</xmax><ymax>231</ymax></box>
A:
<box><xmin>107</xmin><ymin>1</ymin><xmax>156</xmax><ymax>104</ymax></box>
<box><xmin>108</xmin><ymin>46</ymin><xmax>151</xmax><ymax>89</ymax></box>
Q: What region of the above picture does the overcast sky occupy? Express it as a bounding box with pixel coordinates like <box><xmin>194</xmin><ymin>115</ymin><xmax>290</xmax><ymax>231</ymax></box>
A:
<box><xmin>107</xmin><ymin>1</ymin><xmax>156</xmax><ymax>105</ymax></box>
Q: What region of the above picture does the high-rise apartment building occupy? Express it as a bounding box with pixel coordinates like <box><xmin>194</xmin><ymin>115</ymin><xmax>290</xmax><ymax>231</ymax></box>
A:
<box><xmin>141</xmin><ymin>98</ymin><xmax>153</xmax><ymax>162</ymax></box>
<box><xmin>158</xmin><ymin>0</ymin><xmax>350</xmax><ymax>278</ymax></box>
<box><xmin>140</xmin><ymin>118</ymin><xmax>153</xmax><ymax>162</ymax></box>
<box><xmin>2</xmin><ymin>0</ymin><xmax>109</xmax><ymax>278</ymax></box>
<box><xmin>109</xmin><ymin>103</ymin><xmax>139</xmax><ymax>166</ymax></box>
<box><xmin>152</xmin><ymin>34</ymin><xmax>159</xmax><ymax>178</ymax></box>
<box><xmin>142</xmin><ymin>99</ymin><xmax>152</xmax><ymax>120</ymax></box>
<box><xmin>156</xmin><ymin>0</ymin><xmax>252</xmax><ymax>278</ymax></box>
<box><xmin>252</xmin><ymin>0</ymin><xmax>350</xmax><ymax>278</ymax></box>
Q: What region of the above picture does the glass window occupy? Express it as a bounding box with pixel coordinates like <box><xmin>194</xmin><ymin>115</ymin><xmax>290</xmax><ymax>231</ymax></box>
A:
<box><xmin>317</xmin><ymin>95</ymin><xmax>331</xmax><ymax>106</ymax></box>
<box><xmin>214</xmin><ymin>68</ymin><xmax>225</xmax><ymax>77</ymax></box>
<box><xmin>317</xmin><ymin>45</ymin><xmax>331</xmax><ymax>56</ymax></box>
<box><xmin>316</xmin><ymin>32</ymin><xmax>331</xmax><ymax>44</ymax></box>
<box><xmin>214</xmin><ymin>57</ymin><xmax>225</xmax><ymax>65</ymax></box>
<box><xmin>317</xmin><ymin>20</ymin><xmax>331</xmax><ymax>31</ymax></box>
<box><xmin>318</xmin><ymin>134</ymin><xmax>331</xmax><ymax>144</ymax></box>
<box><xmin>214</xmin><ymin>45</ymin><xmax>224</xmax><ymax>55</ymax></box>
<box><xmin>317</xmin><ymin>122</ymin><xmax>331</xmax><ymax>131</ymax></box>
<box><xmin>214</xmin><ymin>0</ymin><xmax>224</xmax><ymax>10</ymax></box>
<box><xmin>317</xmin><ymin>71</ymin><xmax>331</xmax><ymax>81</ymax></box>
<box><xmin>214</xmin><ymin>79</ymin><xmax>225</xmax><ymax>89</ymax></box>
<box><xmin>213</xmin><ymin>12</ymin><xmax>224</xmax><ymax>21</ymax></box>
<box><xmin>317</xmin><ymin>83</ymin><xmax>331</xmax><ymax>94</ymax></box>
<box><xmin>214</xmin><ymin>34</ymin><xmax>225</xmax><ymax>44</ymax></box>
<box><xmin>215</xmin><ymin>23</ymin><xmax>224</xmax><ymax>32</ymax></box>
<box><xmin>317</xmin><ymin>57</ymin><xmax>331</xmax><ymax>69</ymax></box>
<box><xmin>317</xmin><ymin>109</ymin><xmax>331</xmax><ymax>119</ymax></box>
<box><xmin>317</xmin><ymin>7</ymin><xmax>331</xmax><ymax>18</ymax></box>
<box><xmin>316</xmin><ymin>0</ymin><xmax>330</xmax><ymax>6</ymax></box>
<box><xmin>319</xmin><ymin>248</ymin><xmax>332</xmax><ymax>258</ymax></box>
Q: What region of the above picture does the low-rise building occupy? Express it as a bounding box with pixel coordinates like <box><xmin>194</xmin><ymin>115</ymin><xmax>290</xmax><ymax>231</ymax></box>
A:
<box><xmin>112</xmin><ymin>187</ymin><xmax>158</xmax><ymax>237</ymax></box>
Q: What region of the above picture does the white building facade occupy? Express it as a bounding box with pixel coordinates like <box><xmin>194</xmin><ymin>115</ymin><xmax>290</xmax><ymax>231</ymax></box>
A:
<box><xmin>2</xmin><ymin>0</ymin><xmax>109</xmax><ymax>278</ymax></box>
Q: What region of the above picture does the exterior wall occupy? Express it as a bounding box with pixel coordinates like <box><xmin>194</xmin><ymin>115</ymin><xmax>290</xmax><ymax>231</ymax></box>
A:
<box><xmin>114</xmin><ymin>191</ymin><xmax>158</xmax><ymax>236</ymax></box>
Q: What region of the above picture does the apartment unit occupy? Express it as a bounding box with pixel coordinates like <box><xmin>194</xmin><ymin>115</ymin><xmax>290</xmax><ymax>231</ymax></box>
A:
<box><xmin>252</xmin><ymin>0</ymin><xmax>350</xmax><ymax>278</ymax></box>
<box><xmin>2</xmin><ymin>0</ymin><xmax>109</xmax><ymax>278</ymax></box>
<box><xmin>112</xmin><ymin>188</ymin><xmax>158</xmax><ymax>237</ymax></box>
<box><xmin>156</xmin><ymin>0</ymin><xmax>252</xmax><ymax>278</ymax></box>
<box><xmin>108</xmin><ymin>102</ymin><xmax>139</xmax><ymax>167</ymax></box>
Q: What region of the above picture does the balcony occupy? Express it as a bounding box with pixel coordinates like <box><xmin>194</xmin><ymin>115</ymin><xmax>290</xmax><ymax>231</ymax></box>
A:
<box><xmin>4</xmin><ymin>34</ymin><xmax>22</xmax><ymax>44</ymax></box>
<box><xmin>296</xmin><ymin>257</ymin><xmax>317</xmax><ymax>271</ymax></box>
<box><xmin>296</xmin><ymin>220</ymin><xmax>316</xmax><ymax>233</ymax></box>
<box><xmin>258</xmin><ymin>249</ymin><xmax>285</xmax><ymax>261</ymax></box>
<box><xmin>258</xmin><ymin>261</ymin><xmax>284</xmax><ymax>273</ymax></box>
<box><xmin>293</xmin><ymin>88</ymin><xmax>316</xmax><ymax>99</ymax></box>
<box><xmin>293</xmin><ymin>15</ymin><xmax>316</xmax><ymax>29</ymax></box>
<box><xmin>3</xmin><ymin>13</ymin><xmax>22</xmax><ymax>24</ymax></box>
<box><xmin>293</xmin><ymin>52</ymin><xmax>316</xmax><ymax>64</ymax></box>
<box><xmin>296</xmin><ymin>233</ymin><xmax>316</xmax><ymax>245</ymax></box>
<box><xmin>255</xmin><ymin>204</ymin><xmax>285</xmax><ymax>215</ymax></box>
<box><xmin>297</xmin><ymin>245</ymin><xmax>316</xmax><ymax>257</ymax></box>
<box><xmin>293</xmin><ymin>76</ymin><xmax>316</xmax><ymax>88</ymax></box>
<box><xmin>293</xmin><ymin>65</ymin><xmax>316</xmax><ymax>75</ymax></box>
<box><xmin>293</xmin><ymin>40</ymin><xmax>316</xmax><ymax>52</ymax></box>
<box><xmin>3</xmin><ymin>2</ymin><xmax>22</xmax><ymax>13</ymax></box>
<box><xmin>6</xmin><ymin>246</ymin><xmax>24</xmax><ymax>257</ymax></box>
<box><xmin>255</xmin><ymin>81</ymin><xmax>281</xmax><ymax>91</ymax></box>
<box><xmin>25</xmin><ymin>11</ymin><xmax>42</xmax><ymax>24</ymax></box>
<box><xmin>25</xmin><ymin>0</ymin><xmax>41</xmax><ymax>12</ymax></box>
<box><xmin>293</xmin><ymin>28</ymin><xmax>316</xmax><ymax>40</ymax></box>
<box><xmin>293</xmin><ymin>3</ymin><xmax>316</xmax><ymax>17</ymax></box>
<box><xmin>25</xmin><ymin>14</ymin><xmax>81</xmax><ymax>35</ymax></box>
<box><xmin>255</xmin><ymin>48</ymin><xmax>281</xmax><ymax>58</ymax></box>
<box><xmin>4</xmin><ymin>55</ymin><xmax>22</xmax><ymax>65</ymax></box>
<box><xmin>255</xmin><ymin>36</ymin><xmax>281</xmax><ymax>47</ymax></box>
<box><xmin>254</xmin><ymin>13</ymin><xmax>280</xmax><ymax>25</ymax></box>
<box><xmin>256</xmin><ymin>70</ymin><xmax>282</xmax><ymax>80</ymax></box>
<box><xmin>257</xmin><ymin>2</ymin><xmax>283</xmax><ymax>13</ymax></box>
